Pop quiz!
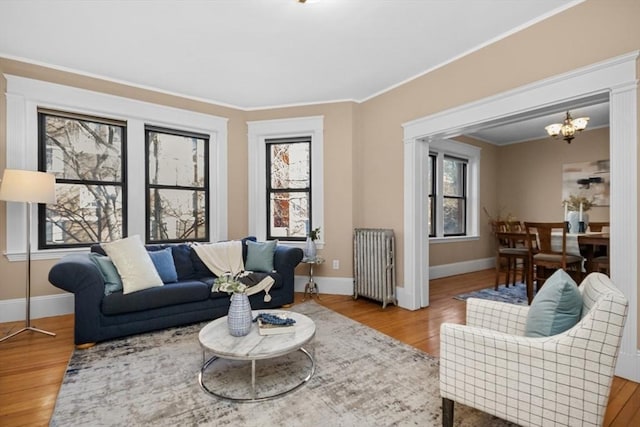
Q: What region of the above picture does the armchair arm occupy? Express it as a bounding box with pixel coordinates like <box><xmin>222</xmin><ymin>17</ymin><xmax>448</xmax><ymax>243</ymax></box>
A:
<box><xmin>466</xmin><ymin>298</ymin><xmax>530</xmax><ymax>335</ymax></box>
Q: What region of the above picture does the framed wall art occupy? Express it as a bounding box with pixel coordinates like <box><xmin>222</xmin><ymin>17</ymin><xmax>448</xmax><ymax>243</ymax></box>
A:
<box><xmin>562</xmin><ymin>159</ymin><xmax>610</xmax><ymax>206</ymax></box>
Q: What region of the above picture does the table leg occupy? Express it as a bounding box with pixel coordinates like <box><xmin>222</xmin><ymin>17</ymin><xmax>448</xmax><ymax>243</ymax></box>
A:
<box><xmin>302</xmin><ymin>264</ymin><xmax>320</xmax><ymax>301</ymax></box>
<box><xmin>251</xmin><ymin>359</ymin><xmax>256</xmax><ymax>400</ymax></box>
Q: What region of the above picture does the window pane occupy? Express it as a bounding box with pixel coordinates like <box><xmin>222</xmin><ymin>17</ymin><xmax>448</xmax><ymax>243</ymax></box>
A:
<box><xmin>45</xmin><ymin>183</ymin><xmax>124</xmax><ymax>244</ymax></box>
<box><xmin>44</xmin><ymin>115</ymin><xmax>123</xmax><ymax>182</ymax></box>
<box><xmin>444</xmin><ymin>197</ymin><xmax>465</xmax><ymax>235</ymax></box>
<box><xmin>269</xmin><ymin>192</ymin><xmax>309</xmax><ymax>239</ymax></box>
<box><xmin>443</xmin><ymin>157</ymin><xmax>465</xmax><ymax>197</ymax></box>
<box><xmin>269</xmin><ymin>143</ymin><xmax>310</xmax><ymax>189</ymax></box>
<box><xmin>149</xmin><ymin>189</ymin><xmax>206</xmax><ymax>241</ymax></box>
<box><xmin>148</xmin><ymin>132</ymin><xmax>206</xmax><ymax>187</ymax></box>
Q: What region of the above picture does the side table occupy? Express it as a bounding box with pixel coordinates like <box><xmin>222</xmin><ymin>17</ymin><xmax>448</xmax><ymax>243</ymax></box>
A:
<box><xmin>302</xmin><ymin>256</ymin><xmax>324</xmax><ymax>301</ymax></box>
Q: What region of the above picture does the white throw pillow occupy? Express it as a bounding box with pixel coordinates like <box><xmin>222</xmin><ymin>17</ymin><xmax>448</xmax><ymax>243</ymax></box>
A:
<box><xmin>102</xmin><ymin>235</ymin><xmax>163</xmax><ymax>294</ymax></box>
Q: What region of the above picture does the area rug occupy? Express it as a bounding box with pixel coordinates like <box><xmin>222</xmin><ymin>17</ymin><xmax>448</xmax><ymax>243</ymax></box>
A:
<box><xmin>50</xmin><ymin>301</ymin><xmax>512</xmax><ymax>426</ymax></box>
<box><xmin>454</xmin><ymin>282</ymin><xmax>529</xmax><ymax>305</ymax></box>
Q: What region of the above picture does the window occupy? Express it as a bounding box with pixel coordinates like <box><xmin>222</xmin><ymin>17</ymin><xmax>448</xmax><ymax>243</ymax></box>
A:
<box><xmin>146</xmin><ymin>126</ymin><xmax>209</xmax><ymax>243</ymax></box>
<box><xmin>442</xmin><ymin>156</ymin><xmax>467</xmax><ymax>236</ymax></box>
<box><xmin>5</xmin><ymin>75</ymin><xmax>228</xmax><ymax>261</ymax></box>
<box><xmin>266</xmin><ymin>137</ymin><xmax>311</xmax><ymax>241</ymax></box>
<box><xmin>38</xmin><ymin>110</ymin><xmax>127</xmax><ymax>249</ymax></box>
<box><xmin>247</xmin><ymin>116</ymin><xmax>324</xmax><ymax>244</ymax></box>
<box><xmin>428</xmin><ymin>139</ymin><xmax>479</xmax><ymax>240</ymax></box>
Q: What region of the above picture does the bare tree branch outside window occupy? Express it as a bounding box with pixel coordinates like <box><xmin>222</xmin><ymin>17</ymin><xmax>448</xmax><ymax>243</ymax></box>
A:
<box><xmin>39</xmin><ymin>111</ymin><xmax>126</xmax><ymax>248</ymax></box>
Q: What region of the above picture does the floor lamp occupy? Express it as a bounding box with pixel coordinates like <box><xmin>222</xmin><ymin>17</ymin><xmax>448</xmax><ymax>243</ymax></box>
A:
<box><xmin>0</xmin><ymin>169</ymin><xmax>57</xmax><ymax>342</ymax></box>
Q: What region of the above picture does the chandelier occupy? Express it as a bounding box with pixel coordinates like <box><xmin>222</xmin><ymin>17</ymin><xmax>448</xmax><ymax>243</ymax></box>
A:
<box><xmin>544</xmin><ymin>111</ymin><xmax>589</xmax><ymax>144</ymax></box>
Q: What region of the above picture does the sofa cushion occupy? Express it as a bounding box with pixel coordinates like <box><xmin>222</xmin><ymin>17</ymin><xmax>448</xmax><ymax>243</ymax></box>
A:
<box><xmin>102</xmin><ymin>235</ymin><xmax>164</xmax><ymax>294</ymax></box>
<box><xmin>88</xmin><ymin>253</ymin><xmax>123</xmax><ymax>295</ymax></box>
<box><xmin>101</xmin><ymin>280</ymin><xmax>211</xmax><ymax>315</ymax></box>
<box><xmin>170</xmin><ymin>244</ymin><xmax>197</xmax><ymax>280</ymax></box>
<box><xmin>245</xmin><ymin>240</ymin><xmax>277</xmax><ymax>272</ymax></box>
<box><xmin>525</xmin><ymin>269</ymin><xmax>583</xmax><ymax>337</ymax></box>
<box><xmin>148</xmin><ymin>247</ymin><xmax>178</xmax><ymax>283</ymax></box>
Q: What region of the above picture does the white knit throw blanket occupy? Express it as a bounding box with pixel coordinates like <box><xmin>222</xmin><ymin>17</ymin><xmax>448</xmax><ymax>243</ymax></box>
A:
<box><xmin>192</xmin><ymin>241</ymin><xmax>274</xmax><ymax>302</ymax></box>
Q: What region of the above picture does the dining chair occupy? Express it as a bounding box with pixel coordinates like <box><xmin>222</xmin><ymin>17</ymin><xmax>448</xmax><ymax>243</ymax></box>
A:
<box><xmin>491</xmin><ymin>221</ymin><xmax>523</xmax><ymax>288</ymax></box>
<box><xmin>494</xmin><ymin>231</ymin><xmax>531</xmax><ymax>301</ymax></box>
<box><xmin>588</xmin><ymin>221</ymin><xmax>609</xmax><ymax>232</ymax></box>
<box><xmin>524</xmin><ymin>222</ymin><xmax>583</xmax><ymax>294</ymax></box>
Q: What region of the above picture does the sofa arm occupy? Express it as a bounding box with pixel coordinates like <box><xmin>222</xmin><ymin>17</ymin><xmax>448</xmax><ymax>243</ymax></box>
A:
<box><xmin>49</xmin><ymin>254</ymin><xmax>105</xmax><ymax>295</ymax></box>
<box><xmin>466</xmin><ymin>298</ymin><xmax>530</xmax><ymax>335</ymax></box>
<box><xmin>273</xmin><ymin>245</ymin><xmax>304</xmax><ymax>293</ymax></box>
<box><xmin>48</xmin><ymin>254</ymin><xmax>106</xmax><ymax>345</ymax></box>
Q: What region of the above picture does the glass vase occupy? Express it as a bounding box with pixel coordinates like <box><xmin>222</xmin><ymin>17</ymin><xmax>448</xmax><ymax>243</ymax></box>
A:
<box><xmin>304</xmin><ymin>237</ymin><xmax>317</xmax><ymax>259</ymax></box>
<box><xmin>227</xmin><ymin>293</ymin><xmax>252</xmax><ymax>337</ymax></box>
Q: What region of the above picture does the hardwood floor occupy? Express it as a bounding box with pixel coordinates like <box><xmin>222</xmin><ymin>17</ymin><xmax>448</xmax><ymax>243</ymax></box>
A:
<box><xmin>0</xmin><ymin>269</ymin><xmax>638</xmax><ymax>426</ymax></box>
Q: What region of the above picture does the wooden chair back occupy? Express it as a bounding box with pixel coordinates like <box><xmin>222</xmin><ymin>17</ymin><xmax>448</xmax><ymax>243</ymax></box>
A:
<box><xmin>524</xmin><ymin>221</ymin><xmax>567</xmax><ymax>257</ymax></box>
<box><xmin>588</xmin><ymin>221</ymin><xmax>610</xmax><ymax>232</ymax></box>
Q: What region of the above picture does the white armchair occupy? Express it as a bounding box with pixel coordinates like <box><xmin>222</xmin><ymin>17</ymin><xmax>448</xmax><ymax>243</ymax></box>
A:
<box><xmin>440</xmin><ymin>273</ymin><xmax>628</xmax><ymax>427</ymax></box>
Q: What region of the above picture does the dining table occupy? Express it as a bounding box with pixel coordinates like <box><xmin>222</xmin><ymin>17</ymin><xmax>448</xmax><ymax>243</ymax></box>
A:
<box><xmin>551</xmin><ymin>232</ymin><xmax>610</xmax><ymax>274</ymax></box>
<box><xmin>577</xmin><ymin>232</ymin><xmax>609</xmax><ymax>274</ymax></box>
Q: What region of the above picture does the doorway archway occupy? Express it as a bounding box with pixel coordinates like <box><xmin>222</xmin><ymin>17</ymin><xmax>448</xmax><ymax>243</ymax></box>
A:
<box><xmin>402</xmin><ymin>51</ymin><xmax>638</xmax><ymax>381</ymax></box>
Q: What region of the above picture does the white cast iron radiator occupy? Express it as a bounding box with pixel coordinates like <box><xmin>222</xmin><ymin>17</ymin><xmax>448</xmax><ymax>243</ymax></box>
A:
<box><xmin>353</xmin><ymin>228</ymin><xmax>397</xmax><ymax>309</ymax></box>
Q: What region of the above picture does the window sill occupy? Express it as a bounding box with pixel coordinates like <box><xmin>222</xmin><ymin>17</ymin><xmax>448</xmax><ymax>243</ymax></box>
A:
<box><xmin>4</xmin><ymin>247</ymin><xmax>89</xmax><ymax>262</ymax></box>
<box><xmin>429</xmin><ymin>235</ymin><xmax>480</xmax><ymax>244</ymax></box>
<box><xmin>278</xmin><ymin>240</ymin><xmax>324</xmax><ymax>251</ymax></box>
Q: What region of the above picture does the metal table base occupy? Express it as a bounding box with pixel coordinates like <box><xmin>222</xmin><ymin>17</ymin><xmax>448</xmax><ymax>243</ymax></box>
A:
<box><xmin>198</xmin><ymin>347</ymin><xmax>316</xmax><ymax>402</ymax></box>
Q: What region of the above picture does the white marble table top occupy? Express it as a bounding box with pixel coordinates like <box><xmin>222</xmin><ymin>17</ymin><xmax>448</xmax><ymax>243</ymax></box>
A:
<box><xmin>198</xmin><ymin>310</ymin><xmax>316</xmax><ymax>361</ymax></box>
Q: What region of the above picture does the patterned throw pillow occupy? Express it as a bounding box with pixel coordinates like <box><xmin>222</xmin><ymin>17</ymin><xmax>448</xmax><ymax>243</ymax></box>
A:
<box><xmin>102</xmin><ymin>235</ymin><xmax>164</xmax><ymax>294</ymax></box>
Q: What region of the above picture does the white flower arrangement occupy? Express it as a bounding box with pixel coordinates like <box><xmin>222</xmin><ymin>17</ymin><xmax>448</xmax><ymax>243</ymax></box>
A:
<box><xmin>212</xmin><ymin>273</ymin><xmax>247</xmax><ymax>294</ymax></box>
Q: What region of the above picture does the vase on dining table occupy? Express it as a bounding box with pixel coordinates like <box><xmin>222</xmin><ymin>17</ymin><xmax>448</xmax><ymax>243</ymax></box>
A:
<box><xmin>567</xmin><ymin>211</ymin><xmax>589</xmax><ymax>233</ymax></box>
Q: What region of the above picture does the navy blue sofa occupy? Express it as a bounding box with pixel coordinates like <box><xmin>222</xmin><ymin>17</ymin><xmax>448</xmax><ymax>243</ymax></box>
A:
<box><xmin>48</xmin><ymin>237</ymin><xmax>303</xmax><ymax>346</ymax></box>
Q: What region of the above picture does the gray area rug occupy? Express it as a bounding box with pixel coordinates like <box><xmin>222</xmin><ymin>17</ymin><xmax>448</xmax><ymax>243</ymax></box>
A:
<box><xmin>51</xmin><ymin>301</ymin><xmax>512</xmax><ymax>426</ymax></box>
<box><xmin>454</xmin><ymin>282</ymin><xmax>529</xmax><ymax>305</ymax></box>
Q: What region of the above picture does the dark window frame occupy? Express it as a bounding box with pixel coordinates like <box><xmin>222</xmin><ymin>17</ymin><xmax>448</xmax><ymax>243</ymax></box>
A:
<box><xmin>428</xmin><ymin>153</ymin><xmax>436</xmax><ymax>237</ymax></box>
<box><xmin>442</xmin><ymin>155</ymin><xmax>467</xmax><ymax>237</ymax></box>
<box><xmin>144</xmin><ymin>125</ymin><xmax>210</xmax><ymax>244</ymax></box>
<box><xmin>37</xmin><ymin>109</ymin><xmax>128</xmax><ymax>249</ymax></box>
<box><xmin>265</xmin><ymin>136</ymin><xmax>311</xmax><ymax>242</ymax></box>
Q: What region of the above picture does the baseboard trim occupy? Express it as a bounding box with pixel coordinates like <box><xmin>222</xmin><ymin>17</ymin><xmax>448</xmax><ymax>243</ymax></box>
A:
<box><xmin>0</xmin><ymin>293</ymin><xmax>74</xmax><ymax>323</ymax></box>
<box><xmin>429</xmin><ymin>257</ymin><xmax>494</xmax><ymax>280</ymax></box>
<box><xmin>616</xmin><ymin>349</ymin><xmax>640</xmax><ymax>382</ymax></box>
<box><xmin>0</xmin><ymin>258</ymin><xmax>493</xmax><ymax>322</ymax></box>
<box><xmin>294</xmin><ymin>275</ymin><xmax>353</xmax><ymax>296</ymax></box>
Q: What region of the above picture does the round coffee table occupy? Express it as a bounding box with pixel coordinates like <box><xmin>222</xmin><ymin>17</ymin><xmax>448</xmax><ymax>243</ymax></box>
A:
<box><xmin>198</xmin><ymin>310</ymin><xmax>316</xmax><ymax>402</ymax></box>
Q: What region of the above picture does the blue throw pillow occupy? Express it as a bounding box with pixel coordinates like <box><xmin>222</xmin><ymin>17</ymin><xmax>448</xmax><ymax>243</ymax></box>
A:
<box><xmin>524</xmin><ymin>269</ymin><xmax>583</xmax><ymax>337</ymax></box>
<box><xmin>88</xmin><ymin>253</ymin><xmax>123</xmax><ymax>295</ymax></box>
<box><xmin>148</xmin><ymin>247</ymin><xmax>178</xmax><ymax>283</ymax></box>
<box><xmin>245</xmin><ymin>240</ymin><xmax>277</xmax><ymax>272</ymax></box>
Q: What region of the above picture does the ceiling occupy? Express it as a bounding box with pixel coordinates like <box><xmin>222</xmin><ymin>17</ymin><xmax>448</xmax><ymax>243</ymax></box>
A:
<box><xmin>0</xmin><ymin>0</ymin><xmax>583</xmax><ymax>111</ymax></box>
<box><xmin>465</xmin><ymin>99</ymin><xmax>610</xmax><ymax>145</ymax></box>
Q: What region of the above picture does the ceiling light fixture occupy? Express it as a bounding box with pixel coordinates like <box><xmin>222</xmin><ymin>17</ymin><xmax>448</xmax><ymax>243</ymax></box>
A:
<box><xmin>545</xmin><ymin>111</ymin><xmax>589</xmax><ymax>144</ymax></box>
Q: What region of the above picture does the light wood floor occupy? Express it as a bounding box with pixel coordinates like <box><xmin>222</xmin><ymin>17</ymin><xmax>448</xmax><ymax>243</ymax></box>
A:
<box><xmin>1</xmin><ymin>269</ymin><xmax>638</xmax><ymax>426</ymax></box>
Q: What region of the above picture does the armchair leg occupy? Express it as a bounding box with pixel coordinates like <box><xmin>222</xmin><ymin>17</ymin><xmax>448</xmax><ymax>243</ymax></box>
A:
<box><xmin>442</xmin><ymin>397</ymin><xmax>454</xmax><ymax>427</ymax></box>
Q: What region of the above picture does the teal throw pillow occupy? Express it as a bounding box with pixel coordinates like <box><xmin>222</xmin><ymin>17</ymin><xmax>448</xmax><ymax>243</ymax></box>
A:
<box><xmin>245</xmin><ymin>240</ymin><xmax>277</xmax><ymax>272</ymax></box>
<box><xmin>88</xmin><ymin>253</ymin><xmax>123</xmax><ymax>295</ymax></box>
<box><xmin>148</xmin><ymin>247</ymin><xmax>178</xmax><ymax>283</ymax></box>
<box><xmin>524</xmin><ymin>269</ymin><xmax>583</xmax><ymax>337</ymax></box>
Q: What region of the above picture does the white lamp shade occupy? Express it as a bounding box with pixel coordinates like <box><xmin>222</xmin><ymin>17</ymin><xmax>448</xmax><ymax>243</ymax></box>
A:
<box><xmin>0</xmin><ymin>169</ymin><xmax>57</xmax><ymax>204</ymax></box>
